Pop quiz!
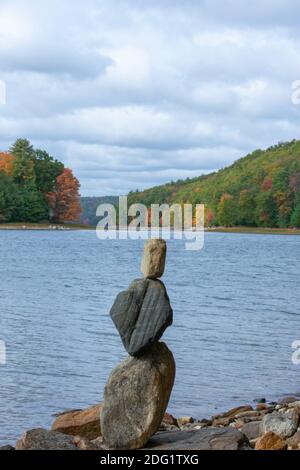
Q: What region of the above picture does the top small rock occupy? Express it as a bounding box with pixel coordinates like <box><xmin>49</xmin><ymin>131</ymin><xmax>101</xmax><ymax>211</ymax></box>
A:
<box><xmin>141</xmin><ymin>239</ymin><xmax>166</xmax><ymax>279</ymax></box>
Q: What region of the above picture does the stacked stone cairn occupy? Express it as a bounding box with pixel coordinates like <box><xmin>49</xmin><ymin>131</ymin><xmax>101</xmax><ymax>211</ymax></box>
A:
<box><xmin>101</xmin><ymin>239</ymin><xmax>176</xmax><ymax>449</ymax></box>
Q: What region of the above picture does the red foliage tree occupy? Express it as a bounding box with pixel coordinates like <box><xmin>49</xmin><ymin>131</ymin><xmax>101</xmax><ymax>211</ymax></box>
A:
<box><xmin>0</xmin><ymin>152</ymin><xmax>14</xmax><ymax>175</ymax></box>
<box><xmin>47</xmin><ymin>168</ymin><xmax>81</xmax><ymax>223</ymax></box>
<box><xmin>205</xmin><ymin>208</ymin><xmax>215</xmax><ymax>226</ymax></box>
<box><xmin>289</xmin><ymin>172</ymin><xmax>300</xmax><ymax>193</ymax></box>
<box><xmin>261</xmin><ymin>177</ymin><xmax>273</xmax><ymax>191</ymax></box>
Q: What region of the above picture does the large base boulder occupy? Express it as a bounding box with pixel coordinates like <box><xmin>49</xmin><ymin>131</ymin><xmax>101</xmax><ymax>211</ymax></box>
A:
<box><xmin>101</xmin><ymin>342</ymin><xmax>175</xmax><ymax>449</ymax></box>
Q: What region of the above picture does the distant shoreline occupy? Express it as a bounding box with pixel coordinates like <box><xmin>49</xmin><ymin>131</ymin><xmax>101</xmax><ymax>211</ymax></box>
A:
<box><xmin>0</xmin><ymin>223</ymin><xmax>94</xmax><ymax>231</ymax></box>
<box><xmin>206</xmin><ymin>226</ymin><xmax>300</xmax><ymax>236</ymax></box>
<box><xmin>1</xmin><ymin>223</ymin><xmax>300</xmax><ymax>235</ymax></box>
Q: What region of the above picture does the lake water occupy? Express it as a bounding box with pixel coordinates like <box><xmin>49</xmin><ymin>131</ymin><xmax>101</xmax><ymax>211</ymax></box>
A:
<box><xmin>0</xmin><ymin>230</ymin><xmax>300</xmax><ymax>445</ymax></box>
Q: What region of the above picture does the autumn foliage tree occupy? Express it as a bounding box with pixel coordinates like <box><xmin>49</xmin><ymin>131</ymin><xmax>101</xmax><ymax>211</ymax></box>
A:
<box><xmin>261</xmin><ymin>177</ymin><xmax>273</xmax><ymax>191</ymax></box>
<box><xmin>0</xmin><ymin>152</ymin><xmax>14</xmax><ymax>175</ymax></box>
<box><xmin>0</xmin><ymin>139</ymin><xmax>81</xmax><ymax>224</ymax></box>
<box><xmin>205</xmin><ymin>208</ymin><xmax>215</xmax><ymax>226</ymax></box>
<box><xmin>47</xmin><ymin>168</ymin><xmax>81</xmax><ymax>223</ymax></box>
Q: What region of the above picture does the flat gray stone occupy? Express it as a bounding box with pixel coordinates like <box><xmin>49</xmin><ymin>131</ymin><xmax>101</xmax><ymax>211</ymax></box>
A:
<box><xmin>101</xmin><ymin>342</ymin><xmax>175</xmax><ymax>450</ymax></box>
<box><xmin>241</xmin><ymin>421</ymin><xmax>261</xmax><ymax>440</ymax></box>
<box><xmin>110</xmin><ymin>278</ymin><xmax>173</xmax><ymax>356</ymax></box>
<box><xmin>145</xmin><ymin>427</ymin><xmax>251</xmax><ymax>450</ymax></box>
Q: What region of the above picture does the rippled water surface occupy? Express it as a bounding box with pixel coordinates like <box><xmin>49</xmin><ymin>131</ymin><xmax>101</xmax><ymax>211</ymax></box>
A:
<box><xmin>0</xmin><ymin>230</ymin><xmax>300</xmax><ymax>444</ymax></box>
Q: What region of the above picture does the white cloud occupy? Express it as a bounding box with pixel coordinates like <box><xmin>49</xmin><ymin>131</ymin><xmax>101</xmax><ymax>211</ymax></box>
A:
<box><xmin>0</xmin><ymin>0</ymin><xmax>300</xmax><ymax>195</ymax></box>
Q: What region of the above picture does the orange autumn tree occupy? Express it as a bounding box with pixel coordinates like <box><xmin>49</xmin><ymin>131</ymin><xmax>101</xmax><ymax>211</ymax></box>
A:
<box><xmin>0</xmin><ymin>152</ymin><xmax>14</xmax><ymax>175</ymax></box>
<box><xmin>205</xmin><ymin>208</ymin><xmax>215</xmax><ymax>227</ymax></box>
<box><xmin>47</xmin><ymin>168</ymin><xmax>81</xmax><ymax>223</ymax></box>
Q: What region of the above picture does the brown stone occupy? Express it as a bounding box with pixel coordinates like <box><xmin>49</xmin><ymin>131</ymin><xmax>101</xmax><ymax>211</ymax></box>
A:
<box><xmin>286</xmin><ymin>430</ymin><xmax>300</xmax><ymax>449</ymax></box>
<box><xmin>163</xmin><ymin>412</ymin><xmax>178</xmax><ymax>427</ymax></box>
<box><xmin>255</xmin><ymin>431</ymin><xmax>288</xmax><ymax>451</ymax></box>
<box><xmin>213</xmin><ymin>416</ymin><xmax>233</xmax><ymax>427</ymax></box>
<box><xmin>235</xmin><ymin>410</ymin><xmax>261</xmax><ymax>419</ymax></box>
<box><xmin>256</xmin><ymin>404</ymin><xmax>268</xmax><ymax>411</ymax></box>
<box><xmin>141</xmin><ymin>239</ymin><xmax>166</xmax><ymax>279</ymax></box>
<box><xmin>51</xmin><ymin>404</ymin><xmax>102</xmax><ymax>439</ymax></box>
<box><xmin>213</xmin><ymin>405</ymin><xmax>253</xmax><ymax>421</ymax></box>
<box><xmin>278</xmin><ymin>396</ymin><xmax>300</xmax><ymax>405</ymax></box>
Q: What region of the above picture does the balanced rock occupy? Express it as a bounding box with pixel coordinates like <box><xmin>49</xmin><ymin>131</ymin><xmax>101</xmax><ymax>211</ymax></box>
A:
<box><xmin>110</xmin><ymin>278</ymin><xmax>173</xmax><ymax>356</ymax></box>
<box><xmin>141</xmin><ymin>239</ymin><xmax>166</xmax><ymax>279</ymax></box>
<box><xmin>51</xmin><ymin>404</ymin><xmax>102</xmax><ymax>439</ymax></box>
<box><xmin>101</xmin><ymin>342</ymin><xmax>175</xmax><ymax>449</ymax></box>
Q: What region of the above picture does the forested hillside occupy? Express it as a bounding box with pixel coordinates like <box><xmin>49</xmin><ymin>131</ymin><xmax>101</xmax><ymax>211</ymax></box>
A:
<box><xmin>0</xmin><ymin>139</ymin><xmax>81</xmax><ymax>223</ymax></box>
<box><xmin>128</xmin><ymin>140</ymin><xmax>300</xmax><ymax>228</ymax></box>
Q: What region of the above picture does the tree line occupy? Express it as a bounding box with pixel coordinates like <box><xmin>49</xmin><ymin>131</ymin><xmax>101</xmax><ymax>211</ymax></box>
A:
<box><xmin>128</xmin><ymin>140</ymin><xmax>300</xmax><ymax>228</ymax></box>
<box><xmin>0</xmin><ymin>139</ymin><xmax>81</xmax><ymax>223</ymax></box>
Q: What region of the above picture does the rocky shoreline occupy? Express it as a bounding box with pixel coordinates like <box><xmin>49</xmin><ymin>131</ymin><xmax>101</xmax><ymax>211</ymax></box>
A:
<box><xmin>1</xmin><ymin>395</ymin><xmax>300</xmax><ymax>450</ymax></box>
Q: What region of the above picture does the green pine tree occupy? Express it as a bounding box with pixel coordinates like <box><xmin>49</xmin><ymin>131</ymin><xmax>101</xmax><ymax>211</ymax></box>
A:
<box><xmin>0</xmin><ymin>172</ymin><xmax>20</xmax><ymax>222</ymax></box>
<box><xmin>291</xmin><ymin>203</ymin><xmax>300</xmax><ymax>228</ymax></box>
<box><xmin>10</xmin><ymin>138</ymin><xmax>36</xmax><ymax>186</ymax></box>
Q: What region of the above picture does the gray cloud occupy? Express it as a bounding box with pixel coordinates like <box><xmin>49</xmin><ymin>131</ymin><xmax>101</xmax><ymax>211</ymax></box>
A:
<box><xmin>0</xmin><ymin>0</ymin><xmax>300</xmax><ymax>195</ymax></box>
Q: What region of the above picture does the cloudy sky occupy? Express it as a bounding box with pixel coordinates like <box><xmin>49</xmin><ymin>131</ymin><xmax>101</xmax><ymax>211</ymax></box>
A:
<box><xmin>0</xmin><ymin>0</ymin><xmax>300</xmax><ymax>195</ymax></box>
